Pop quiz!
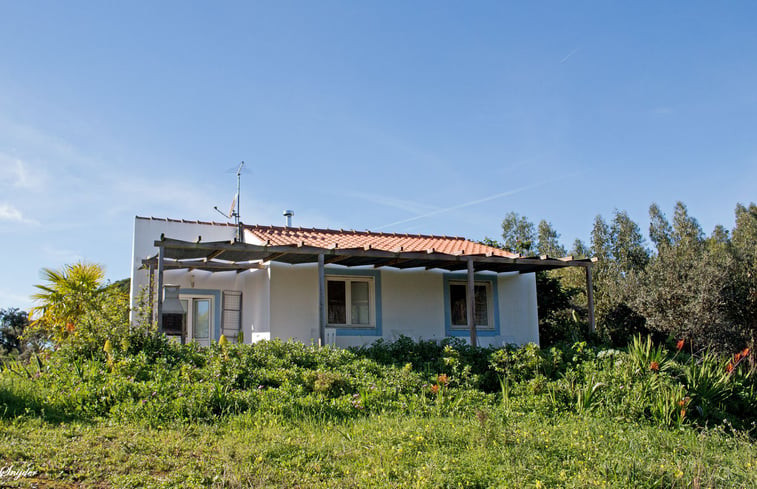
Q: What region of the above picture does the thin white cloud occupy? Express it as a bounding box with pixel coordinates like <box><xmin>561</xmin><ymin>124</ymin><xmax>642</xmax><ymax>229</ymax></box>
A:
<box><xmin>0</xmin><ymin>154</ymin><xmax>41</xmax><ymax>189</ymax></box>
<box><xmin>345</xmin><ymin>191</ymin><xmax>440</xmax><ymax>215</ymax></box>
<box><xmin>374</xmin><ymin>179</ymin><xmax>562</xmax><ymax>230</ymax></box>
<box><xmin>12</xmin><ymin>159</ymin><xmax>33</xmax><ymax>188</ymax></box>
<box><xmin>0</xmin><ymin>203</ymin><xmax>37</xmax><ymax>225</ymax></box>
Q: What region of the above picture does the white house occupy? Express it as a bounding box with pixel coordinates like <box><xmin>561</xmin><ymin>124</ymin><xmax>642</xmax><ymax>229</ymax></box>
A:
<box><xmin>129</xmin><ymin>216</ymin><xmax>595</xmax><ymax>348</ymax></box>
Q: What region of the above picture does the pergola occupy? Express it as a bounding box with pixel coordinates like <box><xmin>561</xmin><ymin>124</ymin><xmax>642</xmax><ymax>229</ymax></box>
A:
<box><xmin>143</xmin><ymin>236</ymin><xmax>596</xmax><ymax>346</ymax></box>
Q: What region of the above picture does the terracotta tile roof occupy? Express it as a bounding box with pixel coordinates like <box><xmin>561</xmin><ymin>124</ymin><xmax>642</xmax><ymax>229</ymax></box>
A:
<box><xmin>245</xmin><ymin>225</ymin><xmax>520</xmax><ymax>258</ymax></box>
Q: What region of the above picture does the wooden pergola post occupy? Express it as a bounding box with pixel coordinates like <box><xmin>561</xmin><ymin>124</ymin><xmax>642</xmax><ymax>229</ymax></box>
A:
<box><xmin>586</xmin><ymin>266</ymin><xmax>596</xmax><ymax>334</ymax></box>
<box><xmin>156</xmin><ymin>244</ymin><xmax>165</xmax><ymax>332</ymax></box>
<box><xmin>318</xmin><ymin>253</ymin><xmax>326</xmax><ymax>347</ymax></box>
<box><xmin>148</xmin><ymin>263</ymin><xmax>155</xmax><ymax>325</ymax></box>
<box><xmin>467</xmin><ymin>258</ymin><xmax>478</xmax><ymax>347</ymax></box>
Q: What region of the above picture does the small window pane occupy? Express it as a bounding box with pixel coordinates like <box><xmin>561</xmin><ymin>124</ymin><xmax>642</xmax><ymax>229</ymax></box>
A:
<box><xmin>194</xmin><ymin>299</ymin><xmax>210</xmax><ymax>339</ymax></box>
<box><xmin>328</xmin><ymin>280</ymin><xmax>346</xmax><ymax>324</ymax></box>
<box><xmin>450</xmin><ymin>284</ymin><xmax>467</xmax><ymax>326</ymax></box>
<box><xmin>474</xmin><ymin>285</ymin><xmax>488</xmax><ymax>326</ymax></box>
<box><xmin>351</xmin><ymin>281</ymin><xmax>370</xmax><ymax>325</ymax></box>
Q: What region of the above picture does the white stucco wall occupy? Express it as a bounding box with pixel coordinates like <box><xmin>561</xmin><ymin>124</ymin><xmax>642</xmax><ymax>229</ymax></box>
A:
<box><xmin>498</xmin><ymin>272</ymin><xmax>540</xmax><ymax>346</ymax></box>
<box><xmin>129</xmin><ymin>217</ymin><xmax>269</xmax><ymax>341</ymax></box>
<box><xmin>268</xmin><ymin>263</ymin><xmax>318</xmax><ymax>343</ymax></box>
<box><xmin>131</xmin><ymin>217</ymin><xmax>540</xmax><ymax>347</ymax></box>
<box><xmin>130</xmin><ymin>217</ymin><xmax>238</xmax><ymax>307</ymax></box>
<box><xmin>380</xmin><ymin>268</ymin><xmax>446</xmax><ymax>341</ymax></box>
<box><xmin>266</xmin><ymin>263</ymin><xmax>539</xmax><ymax>348</ymax></box>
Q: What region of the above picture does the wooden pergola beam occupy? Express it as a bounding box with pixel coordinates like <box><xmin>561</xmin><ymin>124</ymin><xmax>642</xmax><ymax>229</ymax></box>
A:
<box><xmin>205</xmin><ymin>249</ymin><xmax>225</xmax><ymax>261</ymax></box>
<box><xmin>142</xmin><ymin>258</ymin><xmax>263</xmax><ymax>272</ymax></box>
<box><xmin>324</xmin><ymin>255</ymin><xmax>351</xmax><ymax>264</ymax></box>
<box><xmin>154</xmin><ymin>238</ymin><xmax>594</xmax><ymax>271</ymax></box>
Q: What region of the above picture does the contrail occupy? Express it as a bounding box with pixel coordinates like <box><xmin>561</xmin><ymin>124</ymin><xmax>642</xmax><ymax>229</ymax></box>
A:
<box><xmin>374</xmin><ymin>179</ymin><xmax>555</xmax><ymax>231</ymax></box>
<box><xmin>560</xmin><ymin>48</ymin><xmax>579</xmax><ymax>64</ymax></box>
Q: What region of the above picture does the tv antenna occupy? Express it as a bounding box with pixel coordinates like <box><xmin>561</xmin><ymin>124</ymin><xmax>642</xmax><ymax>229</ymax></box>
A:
<box><xmin>214</xmin><ymin>161</ymin><xmax>245</xmax><ymax>240</ymax></box>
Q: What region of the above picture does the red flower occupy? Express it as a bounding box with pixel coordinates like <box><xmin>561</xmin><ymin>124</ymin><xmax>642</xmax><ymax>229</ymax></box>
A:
<box><xmin>430</xmin><ymin>384</ymin><xmax>439</xmax><ymax>395</ymax></box>
<box><xmin>65</xmin><ymin>322</ymin><xmax>75</xmax><ymax>332</ymax></box>
<box><xmin>649</xmin><ymin>361</ymin><xmax>660</xmax><ymax>372</ymax></box>
<box><xmin>437</xmin><ymin>374</ymin><xmax>449</xmax><ymax>386</ymax></box>
<box><xmin>676</xmin><ymin>339</ymin><xmax>685</xmax><ymax>351</ymax></box>
<box><xmin>732</xmin><ymin>348</ymin><xmax>750</xmax><ymax>366</ymax></box>
<box><xmin>726</xmin><ymin>363</ymin><xmax>734</xmax><ymax>373</ymax></box>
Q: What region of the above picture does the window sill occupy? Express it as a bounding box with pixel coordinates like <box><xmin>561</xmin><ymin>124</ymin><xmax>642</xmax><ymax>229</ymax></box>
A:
<box><xmin>450</xmin><ymin>326</ymin><xmax>494</xmax><ymax>331</ymax></box>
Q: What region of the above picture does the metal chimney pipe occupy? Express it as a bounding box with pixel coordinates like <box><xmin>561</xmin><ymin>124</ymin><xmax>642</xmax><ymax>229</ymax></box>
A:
<box><xmin>283</xmin><ymin>210</ymin><xmax>294</xmax><ymax>227</ymax></box>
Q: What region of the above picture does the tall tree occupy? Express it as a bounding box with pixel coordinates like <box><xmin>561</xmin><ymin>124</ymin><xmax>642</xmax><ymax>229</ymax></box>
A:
<box><xmin>648</xmin><ymin>203</ymin><xmax>673</xmax><ymax>252</ymax></box>
<box><xmin>610</xmin><ymin>210</ymin><xmax>649</xmax><ymax>272</ymax></box>
<box><xmin>500</xmin><ymin>212</ymin><xmax>536</xmax><ymax>255</ymax></box>
<box><xmin>570</xmin><ymin>239</ymin><xmax>590</xmax><ymax>259</ymax></box>
<box><xmin>632</xmin><ymin>203</ymin><xmax>739</xmax><ymax>350</ymax></box>
<box><xmin>591</xmin><ymin>215</ymin><xmax>611</xmax><ymax>262</ymax></box>
<box><xmin>590</xmin><ymin>212</ymin><xmax>648</xmax><ymax>345</ymax></box>
<box><xmin>672</xmin><ymin>201</ymin><xmax>704</xmax><ymax>249</ymax></box>
<box><xmin>0</xmin><ymin>308</ymin><xmax>28</xmax><ymax>354</ymax></box>
<box><xmin>729</xmin><ymin>202</ymin><xmax>757</xmax><ymax>339</ymax></box>
<box><xmin>536</xmin><ymin>220</ymin><xmax>567</xmax><ymax>257</ymax></box>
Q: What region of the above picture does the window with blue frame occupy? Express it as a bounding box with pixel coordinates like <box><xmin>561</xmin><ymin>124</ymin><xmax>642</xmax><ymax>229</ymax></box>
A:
<box><xmin>443</xmin><ymin>273</ymin><xmax>500</xmax><ymax>337</ymax></box>
<box><xmin>326</xmin><ymin>275</ymin><xmax>375</xmax><ymax>328</ymax></box>
<box><xmin>447</xmin><ymin>280</ymin><xmax>494</xmax><ymax>329</ymax></box>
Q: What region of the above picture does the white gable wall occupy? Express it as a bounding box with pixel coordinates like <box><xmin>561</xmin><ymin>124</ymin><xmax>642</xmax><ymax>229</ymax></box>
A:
<box><xmin>130</xmin><ymin>218</ymin><xmax>269</xmax><ymax>340</ymax></box>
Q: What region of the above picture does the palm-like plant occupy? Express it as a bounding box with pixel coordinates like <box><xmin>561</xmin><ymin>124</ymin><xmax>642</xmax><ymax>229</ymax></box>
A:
<box><xmin>30</xmin><ymin>262</ymin><xmax>105</xmax><ymax>340</ymax></box>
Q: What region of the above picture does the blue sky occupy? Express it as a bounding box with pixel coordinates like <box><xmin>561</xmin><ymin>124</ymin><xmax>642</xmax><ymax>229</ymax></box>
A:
<box><xmin>1</xmin><ymin>1</ymin><xmax>755</xmax><ymax>309</ymax></box>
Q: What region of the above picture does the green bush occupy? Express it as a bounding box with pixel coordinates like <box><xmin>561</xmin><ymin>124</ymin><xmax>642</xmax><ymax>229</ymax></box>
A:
<box><xmin>1</xmin><ymin>333</ymin><xmax>755</xmax><ymax>431</ymax></box>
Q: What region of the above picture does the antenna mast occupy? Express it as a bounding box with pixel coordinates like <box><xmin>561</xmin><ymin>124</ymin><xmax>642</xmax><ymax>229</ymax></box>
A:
<box><xmin>214</xmin><ymin>161</ymin><xmax>245</xmax><ymax>242</ymax></box>
<box><xmin>234</xmin><ymin>161</ymin><xmax>243</xmax><ymax>228</ymax></box>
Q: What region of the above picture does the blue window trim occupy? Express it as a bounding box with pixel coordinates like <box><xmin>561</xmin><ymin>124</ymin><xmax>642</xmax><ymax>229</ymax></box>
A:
<box><xmin>442</xmin><ymin>273</ymin><xmax>500</xmax><ymax>337</ymax></box>
<box><xmin>178</xmin><ymin>288</ymin><xmax>222</xmax><ymax>341</ymax></box>
<box><xmin>325</xmin><ymin>267</ymin><xmax>382</xmax><ymax>337</ymax></box>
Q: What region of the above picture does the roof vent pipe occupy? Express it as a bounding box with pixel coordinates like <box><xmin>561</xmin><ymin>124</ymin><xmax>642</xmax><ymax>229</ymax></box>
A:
<box><xmin>283</xmin><ymin>210</ymin><xmax>294</xmax><ymax>227</ymax></box>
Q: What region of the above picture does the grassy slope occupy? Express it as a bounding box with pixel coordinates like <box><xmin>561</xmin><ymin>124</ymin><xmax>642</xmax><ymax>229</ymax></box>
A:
<box><xmin>1</xmin><ymin>412</ymin><xmax>755</xmax><ymax>488</ymax></box>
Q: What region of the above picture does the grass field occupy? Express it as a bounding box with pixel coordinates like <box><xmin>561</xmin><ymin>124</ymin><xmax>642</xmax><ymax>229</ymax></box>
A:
<box><xmin>1</xmin><ymin>336</ymin><xmax>755</xmax><ymax>488</ymax></box>
<box><xmin>1</xmin><ymin>411</ymin><xmax>755</xmax><ymax>488</ymax></box>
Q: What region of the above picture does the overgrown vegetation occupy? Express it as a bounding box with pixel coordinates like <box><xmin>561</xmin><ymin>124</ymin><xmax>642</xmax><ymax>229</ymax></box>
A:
<box><xmin>1</xmin><ymin>329</ymin><xmax>755</xmax><ymax>486</ymax></box>
<box><xmin>486</xmin><ymin>201</ymin><xmax>757</xmax><ymax>351</ymax></box>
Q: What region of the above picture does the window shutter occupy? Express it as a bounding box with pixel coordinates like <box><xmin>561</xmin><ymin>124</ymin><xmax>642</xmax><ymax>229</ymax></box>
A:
<box><xmin>222</xmin><ymin>291</ymin><xmax>242</xmax><ymax>340</ymax></box>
